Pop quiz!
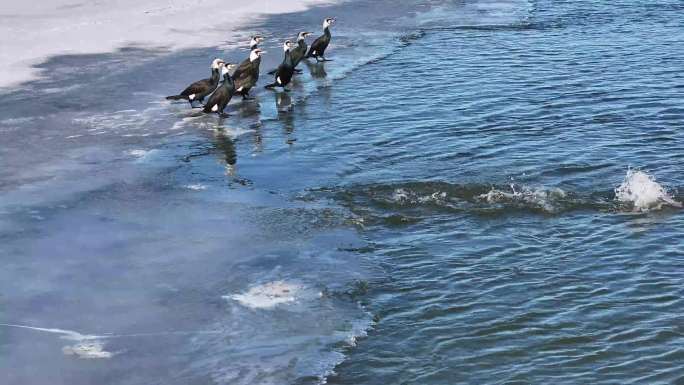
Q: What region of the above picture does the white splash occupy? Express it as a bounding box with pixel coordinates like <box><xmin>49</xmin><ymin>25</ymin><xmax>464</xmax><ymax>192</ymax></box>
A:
<box><xmin>225</xmin><ymin>281</ymin><xmax>306</xmax><ymax>310</ymax></box>
<box><xmin>615</xmin><ymin>169</ymin><xmax>681</xmax><ymax>212</ymax></box>
<box><xmin>391</xmin><ymin>188</ymin><xmax>447</xmax><ymax>205</ymax></box>
<box><xmin>478</xmin><ymin>184</ymin><xmax>567</xmax><ymax>212</ymax></box>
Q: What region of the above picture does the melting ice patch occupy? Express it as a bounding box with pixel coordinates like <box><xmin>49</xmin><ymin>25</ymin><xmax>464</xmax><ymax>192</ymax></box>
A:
<box><xmin>615</xmin><ymin>169</ymin><xmax>681</xmax><ymax>212</ymax></box>
<box><xmin>225</xmin><ymin>281</ymin><xmax>319</xmax><ymax>310</ymax></box>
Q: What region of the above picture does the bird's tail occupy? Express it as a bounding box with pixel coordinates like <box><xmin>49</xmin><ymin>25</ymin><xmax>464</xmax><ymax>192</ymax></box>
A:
<box><xmin>267</xmin><ymin>69</ymin><xmax>277</xmax><ymax>75</ymax></box>
<box><xmin>165</xmin><ymin>95</ymin><xmax>184</xmax><ymax>100</ymax></box>
<box><xmin>264</xmin><ymin>82</ymin><xmax>277</xmax><ymax>89</ymax></box>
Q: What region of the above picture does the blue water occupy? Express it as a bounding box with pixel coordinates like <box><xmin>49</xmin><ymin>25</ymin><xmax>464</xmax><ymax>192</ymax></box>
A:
<box><xmin>1</xmin><ymin>0</ymin><xmax>683</xmax><ymax>384</ymax></box>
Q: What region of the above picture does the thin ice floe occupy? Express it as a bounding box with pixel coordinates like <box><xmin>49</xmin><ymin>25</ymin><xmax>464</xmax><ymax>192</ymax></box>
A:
<box><xmin>615</xmin><ymin>169</ymin><xmax>681</xmax><ymax>212</ymax></box>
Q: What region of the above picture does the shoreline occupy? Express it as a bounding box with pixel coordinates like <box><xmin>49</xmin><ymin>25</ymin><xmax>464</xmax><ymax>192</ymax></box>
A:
<box><xmin>0</xmin><ymin>0</ymin><xmax>339</xmax><ymax>90</ymax></box>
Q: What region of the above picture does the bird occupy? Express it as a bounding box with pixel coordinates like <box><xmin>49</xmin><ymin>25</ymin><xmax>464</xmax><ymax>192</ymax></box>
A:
<box><xmin>265</xmin><ymin>41</ymin><xmax>295</xmax><ymax>90</ymax></box>
<box><xmin>291</xmin><ymin>31</ymin><xmax>312</xmax><ymax>73</ymax></box>
<box><xmin>203</xmin><ymin>63</ymin><xmax>238</xmax><ymax>118</ymax></box>
<box><xmin>232</xmin><ymin>48</ymin><xmax>265</xmax><ymax>100</ymax></box>
<box><xmin>166</xmin><ymin>58</ymin><xmax>225</xmax><ymax>107</ymax></box>
<box><xmin>306</xmin><ymin>17</ymin><xmax>336</xmax><ymax>62</ymax></box>
<box><xmin>268</xmin><ymin>32</ymin><xmax>310</xmax><ymax>75</ymax></box>
<box><xmin>249</xmin><ymin>35</ymin><xmax>264</xmax><ymax>50</ymax></box>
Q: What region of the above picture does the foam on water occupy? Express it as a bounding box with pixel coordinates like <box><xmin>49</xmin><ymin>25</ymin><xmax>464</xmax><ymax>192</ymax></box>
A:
<box><xmin>0</xmin><ymin>323</ymin><xmax>114</xmax><ymax>359</ymax></box>
<box><xmin>226</xmin><ymin>281</ymin><xmax>319</xmax><ymax>310</ymax></box>
<box><xmin>615</xmin><ymin>169</ymin><xmax>681</xmax><ymax>212</ymax></box>
<box><xmin>62</xmin><ymin>340</ymin><xmax>114</xmax><ymax>359</ymax></box>
<box><xmin>184</xmin><ymin>184</ymin><xmax>208</xmax><ymax>191</ymax></box>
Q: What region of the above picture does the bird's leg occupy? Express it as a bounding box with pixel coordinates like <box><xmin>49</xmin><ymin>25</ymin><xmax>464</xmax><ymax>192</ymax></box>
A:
<box><xmin>219</xmin><ymin>112</ymin><xmax>230</xmax><ymax>118</ymax></box>
<box><xmin>321</xmin><ymin>57</ymin><xmax>333</xmax><ymax>62</ymax></box>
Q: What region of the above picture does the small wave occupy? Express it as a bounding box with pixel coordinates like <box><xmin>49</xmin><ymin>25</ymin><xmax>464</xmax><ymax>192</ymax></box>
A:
<box><xmin>615</xmin><ymin>169</ymin><xmax>681</xmax><ymax>212</ymax></box>
<box><xmin>315</xmin><ymin>181</ymin><xmax>589</xmax><ymax>219</ymax></box>
<box><xmin>478</xmin><ymin>184</ymin><xmax>568</xmax><ymax>213</ymax></box>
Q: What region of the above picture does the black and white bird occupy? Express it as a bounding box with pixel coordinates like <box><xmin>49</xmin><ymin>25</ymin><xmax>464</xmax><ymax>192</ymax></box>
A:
<box><xmin>249</xmin><ymin>35</ymin><xmax>264</xmax><ymax>50</ymax></box>
<box><xmin>306</xmin><ymin>18</ymin><xmax>336</xmax><ymax>62</ymax></box>
<box><xmin>203</xmin><ymin>63</ymin><xmax>238</xmax><ymax>118</ymax></box>
<box><xmin>291</xmin><ymin>31</ymin><xmax>312</xmax><ymax>73</ymax></box>
<box><xmin>166</xmin><ymin>58</ymin><xmax>224</xmax><ymax>107</ymax></box>
<box><xmin>265</xmin><ymin>41</ymin><xmax>295</xmax><ymax>90</ymax></box>
<box><xmin>232</xmin><ymin>48</ymin><xmax>265</xmax><ymax>100</ymax></box>
<box><xmin>268</xmin><ymin>32</ymin><xmax>311</xmax><ymax>75</ymax></box>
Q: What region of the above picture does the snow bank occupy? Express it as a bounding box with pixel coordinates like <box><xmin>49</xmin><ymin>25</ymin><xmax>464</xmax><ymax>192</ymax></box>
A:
<box><xmin>0</xmin><ymin>0</ymin><xmax>336</xmax><ymax>90</ymax></box>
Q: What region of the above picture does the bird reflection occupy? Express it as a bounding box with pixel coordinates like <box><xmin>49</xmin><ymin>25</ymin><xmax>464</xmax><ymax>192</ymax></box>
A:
<box><xmin>213</xmin><ymin>131</ymin><xmax>237</xmax><ymax>174</ymax></box>
<box><xmin>305</xmin><ymin>60</ymin><xmax>327</xmax><ymax>78</ymax></box>
<box><xmin>279</xmin><ymin>109</ymin><xmax>297</xmax><ymax>146</ymax></box>
<box><xmin>275</xmin><ymin>91</ymin><xmax>293</xmax><ymax>112</ymax></box>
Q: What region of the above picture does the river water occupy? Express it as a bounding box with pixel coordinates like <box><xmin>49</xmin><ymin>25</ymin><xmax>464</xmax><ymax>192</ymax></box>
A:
<box><xmin>1</xmin><ymin>0</ymin><xmax>683</xmax><ymax>384</ymax></box>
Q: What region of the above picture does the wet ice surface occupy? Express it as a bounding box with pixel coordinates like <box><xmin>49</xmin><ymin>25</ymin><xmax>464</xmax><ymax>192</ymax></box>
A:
<box><xmin>2</xmin><ymin>0</ymin><xmax>684</xmax><ymax>384</ymax></box>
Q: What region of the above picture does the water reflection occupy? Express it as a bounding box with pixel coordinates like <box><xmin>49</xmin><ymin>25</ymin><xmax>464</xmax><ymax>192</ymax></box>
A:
<box><xmin>305</xmin><ymin>61</ymin><xmax>327</xmax><ymax>78</ymax></box>
<box><xmin>275</xmin><ymin>91</ymin><xmax>293</xmax><ymax>113</ymax></box>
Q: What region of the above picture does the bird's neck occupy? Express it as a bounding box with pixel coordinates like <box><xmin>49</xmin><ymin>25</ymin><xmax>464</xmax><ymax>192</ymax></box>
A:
<box><xmin>210</xmin><ymin>68</ymin><xmax>220</xmax><ymax>83</ymax></box>
<box><xmin>324</xmin><ymin>27</ymin><xmax>331</xmax><ymax>37</ymax></box>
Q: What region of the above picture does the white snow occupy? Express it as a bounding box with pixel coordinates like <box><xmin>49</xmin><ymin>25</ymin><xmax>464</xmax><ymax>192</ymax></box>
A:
<box><xmin>0</xmin><ymin>0</ymin><xmax>337</xmax><ymax>90</ymax></box>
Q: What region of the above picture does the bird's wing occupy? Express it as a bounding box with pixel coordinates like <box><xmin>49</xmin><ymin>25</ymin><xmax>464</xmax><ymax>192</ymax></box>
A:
<box><xmin>203</xmin><ymin>87</ymin><xmax>226</xmax><ymax>111</ymax></box>
<box><xmin>232</xmin><ymin>59</ymin><xmax>252</xmax><ymax>80</ymax></box>
<box><xmin>181</xmin><ymin>79</ymin><xmax>210</xmax><ymax>96</ymax></box>
<box><xmin>233</xmin><ymin>70</ymin><xmax>253</xmax><ymax>88</ymax></box>
<box><xmin>307</xmin><ymin>36</ymin><xmax>326</xmax><ymax>55</ymax></box>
